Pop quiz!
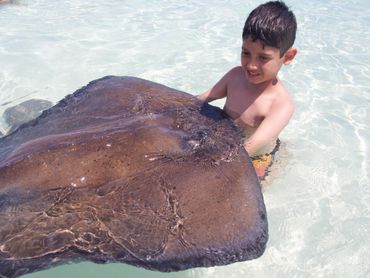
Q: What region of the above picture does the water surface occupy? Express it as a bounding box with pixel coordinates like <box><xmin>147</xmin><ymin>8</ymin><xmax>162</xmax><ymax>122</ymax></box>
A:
<box><xmin>0</xmin><ymin>0</ymin><xmax>369</xmax><ymax>277</ymax></box>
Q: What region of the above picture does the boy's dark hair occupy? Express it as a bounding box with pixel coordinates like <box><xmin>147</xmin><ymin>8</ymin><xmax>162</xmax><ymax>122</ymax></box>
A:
<box><xmin>242</xmin><ymin>1</ymin><xmax>297</xmax><ymax>56</ymax></box>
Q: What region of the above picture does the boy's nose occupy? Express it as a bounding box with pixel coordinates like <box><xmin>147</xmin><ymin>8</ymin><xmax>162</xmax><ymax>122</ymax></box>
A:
<box><xmin>246</xmin><ymin>60</ymin><xmax>258</xmax><ymax>70</ymax></box>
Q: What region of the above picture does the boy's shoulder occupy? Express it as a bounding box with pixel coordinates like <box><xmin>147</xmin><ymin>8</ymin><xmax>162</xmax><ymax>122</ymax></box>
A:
<box><xmin>222</xmin><ymin>66</ymin><xmax>245</xmax><ymax>85</ymax></box>
<box><xmin>266</xmin><ymin>81</ymin><xmax>294</xmax><ymax>113</ymax></box>
<box><xmin>226</xmin><ymin>66</ymin><xmax>244</xmax><ymax>78</ymax></box>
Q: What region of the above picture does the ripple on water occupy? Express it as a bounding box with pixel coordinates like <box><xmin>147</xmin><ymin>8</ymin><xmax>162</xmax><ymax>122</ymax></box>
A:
<box><xmin>1</xmin><ymin>0</ymin><xmax>370</xmax><ymax>277</ymax></box>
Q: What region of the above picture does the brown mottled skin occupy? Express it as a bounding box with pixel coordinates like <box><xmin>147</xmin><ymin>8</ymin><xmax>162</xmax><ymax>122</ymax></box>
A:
<box><xmin>0</xmin><ymin>76</ymin><xmax>267</xmax><ymax>277</ymax></box>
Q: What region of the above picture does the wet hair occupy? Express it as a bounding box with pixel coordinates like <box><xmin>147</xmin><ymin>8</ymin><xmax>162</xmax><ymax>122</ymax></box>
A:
<box><xmin>242</xmin><ymin>1</ymin><xmax>297</xmax><ymax>56</ymax></box>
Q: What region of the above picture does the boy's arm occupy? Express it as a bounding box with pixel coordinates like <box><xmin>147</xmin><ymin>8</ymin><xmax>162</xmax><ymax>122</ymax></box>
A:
<box><xmin>244</xmin><ymin>97</ymin><xmax>294</xmax><ymax>156</ymax></box>
<box><xmin>197</xmin><ymin>69</ymin><xmax>233</xmax><ymax>102</ymax></box>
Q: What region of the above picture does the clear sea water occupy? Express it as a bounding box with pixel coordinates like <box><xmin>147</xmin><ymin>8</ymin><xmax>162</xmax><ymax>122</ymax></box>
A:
<box><xmin>1</xmin><ymin>0</ymin><xmax>369</xmax><ymax>277</ymax></box>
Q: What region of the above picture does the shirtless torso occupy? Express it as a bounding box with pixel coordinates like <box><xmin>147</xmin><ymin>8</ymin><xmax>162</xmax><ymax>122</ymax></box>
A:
<box><xmin>198</xmin><ymin>66</ymin><xmax>294</xmax><ymax>156</ymax></box>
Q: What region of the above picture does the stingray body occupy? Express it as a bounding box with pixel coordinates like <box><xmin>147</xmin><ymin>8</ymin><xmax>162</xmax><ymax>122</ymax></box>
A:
<box><xmin>0</xmin><ymin>76</ymin><xmax>267</xmax><ymax>277</ymax></box>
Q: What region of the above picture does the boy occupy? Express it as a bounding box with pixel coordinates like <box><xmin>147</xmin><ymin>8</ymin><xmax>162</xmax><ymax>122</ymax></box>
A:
<box><xmin>197</xmin><ymin>1</ymin><xmax>297</xmax><ymax>175</ymax></box>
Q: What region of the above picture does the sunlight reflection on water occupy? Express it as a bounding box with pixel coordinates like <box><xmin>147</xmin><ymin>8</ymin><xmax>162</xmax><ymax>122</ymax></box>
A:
<box><xmin>1</xmin><ymin>0</ymin><xmax>369</xmax><ymax>277</ymax></box>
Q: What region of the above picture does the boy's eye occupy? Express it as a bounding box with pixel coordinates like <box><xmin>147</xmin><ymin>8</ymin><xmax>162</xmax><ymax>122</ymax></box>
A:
<box><xmin>259</xmin><ymin>56</ymin><xmax>269</xmax><ymax>61</ymax></box>
<box><xmin>242</xmin><ymin>51</ymin><xmax>250</xmax><ymax>56</ymax></box>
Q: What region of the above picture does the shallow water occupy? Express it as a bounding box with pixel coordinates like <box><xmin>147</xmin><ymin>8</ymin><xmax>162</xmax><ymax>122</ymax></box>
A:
<box><xmin>0</xmin><ymin>0</ymin><xmax>369</xmax><ymax>277</ymax></box>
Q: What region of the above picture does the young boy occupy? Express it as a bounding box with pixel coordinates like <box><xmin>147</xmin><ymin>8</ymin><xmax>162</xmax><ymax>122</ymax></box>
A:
<box><xmin>197</xmin><ymin>1</ymin><xmax>297</xmax><ymax>175</ymax></box>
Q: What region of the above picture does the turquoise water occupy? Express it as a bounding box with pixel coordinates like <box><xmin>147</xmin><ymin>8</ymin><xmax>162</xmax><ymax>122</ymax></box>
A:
<box><xmin>1</xmin><ymin>0</ymin><xmax>369</xmax><ymax>277</ymax></box>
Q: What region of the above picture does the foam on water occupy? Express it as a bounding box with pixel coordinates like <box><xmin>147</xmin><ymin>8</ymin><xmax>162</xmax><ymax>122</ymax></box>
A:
<box><xmin>1</xmin><ymin>0</ymin><xmax>369</xmax><ymax>277</ymax></box>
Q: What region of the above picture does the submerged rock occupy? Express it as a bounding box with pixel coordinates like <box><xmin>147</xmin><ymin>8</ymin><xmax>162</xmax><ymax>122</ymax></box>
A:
<box><xmin>3</xmin><ymin>98</ymin><xmax>53</xmax><ymax>134</ymax></box>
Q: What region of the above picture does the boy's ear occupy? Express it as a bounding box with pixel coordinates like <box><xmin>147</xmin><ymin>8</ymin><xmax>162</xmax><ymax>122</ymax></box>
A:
<box><xmin>283</xmin><ymin>48</ymin><xmax>298</xmax><ymax>65</ymax></box>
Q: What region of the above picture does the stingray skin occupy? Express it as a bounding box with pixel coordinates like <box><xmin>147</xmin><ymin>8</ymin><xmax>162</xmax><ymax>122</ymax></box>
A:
<box><xmin>0</xmin><ymin>76</ymin><xmax>268</xmax><ymax>277</ymax></box>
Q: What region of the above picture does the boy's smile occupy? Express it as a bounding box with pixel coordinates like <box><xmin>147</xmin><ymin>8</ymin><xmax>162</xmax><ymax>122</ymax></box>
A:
<box><xmin>241</xmin><ymin>37</ymin><xmax>291</xmax><ymax>86</ymax></box>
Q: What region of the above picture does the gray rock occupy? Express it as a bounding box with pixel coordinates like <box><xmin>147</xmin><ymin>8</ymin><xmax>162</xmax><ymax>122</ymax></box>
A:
<box><xmin>3</xmin><ymin>98</ymin><xmax>53</xmax><ymax>133</ymax></box>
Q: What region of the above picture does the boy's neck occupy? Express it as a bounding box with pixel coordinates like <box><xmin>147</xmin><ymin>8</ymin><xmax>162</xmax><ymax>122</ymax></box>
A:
<box><xmin>247</xmin><ymin>77</ymin><xmax>279</xmax><ymax>95</ymax></box>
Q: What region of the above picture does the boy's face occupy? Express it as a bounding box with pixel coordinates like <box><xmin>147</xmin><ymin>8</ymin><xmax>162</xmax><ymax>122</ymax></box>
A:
<box><xmin>241</xmin><ymin>37</ymin><xmax>295</xmax><ymax>85</ymax></box>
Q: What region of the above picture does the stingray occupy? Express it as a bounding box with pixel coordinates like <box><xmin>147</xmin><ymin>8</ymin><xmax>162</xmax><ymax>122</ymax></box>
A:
<box><xmin>0</xmin><ymin>76</ymin><xmax>268</xmax><ymax>277</ymax></box>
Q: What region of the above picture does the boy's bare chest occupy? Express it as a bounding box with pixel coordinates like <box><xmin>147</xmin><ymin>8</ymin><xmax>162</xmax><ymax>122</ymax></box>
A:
<box><xmin>224</xmin><ymin>85</ymin><xmax>273</xmax><ymax>127</ymax></box>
